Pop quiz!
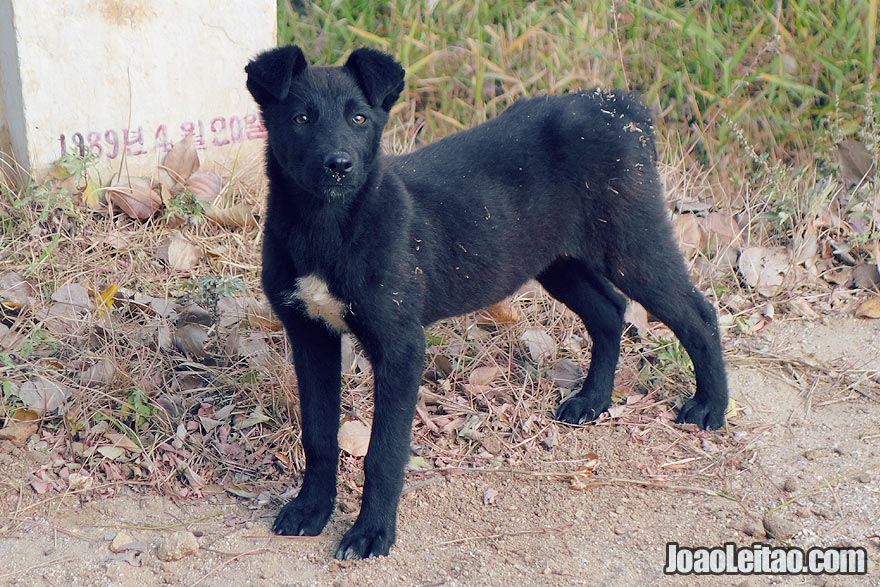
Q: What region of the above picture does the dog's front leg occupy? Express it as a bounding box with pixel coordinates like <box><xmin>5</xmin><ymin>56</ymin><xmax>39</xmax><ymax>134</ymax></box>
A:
<box><xmin>272</xmin><ymin>315</ymin><xmax>342</xmax><ymax>537</ymax></box>
<box><xmin>334</xmin><ymin>327</ymin><xmax>425</xmax><ymax>560</ymax></box>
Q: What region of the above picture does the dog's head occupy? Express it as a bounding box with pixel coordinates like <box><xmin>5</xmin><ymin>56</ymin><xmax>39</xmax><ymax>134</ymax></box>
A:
<box><xmin>245</xmin><ymin>45</ymin><xmax>405</xmax><ymax>200</ymax></box>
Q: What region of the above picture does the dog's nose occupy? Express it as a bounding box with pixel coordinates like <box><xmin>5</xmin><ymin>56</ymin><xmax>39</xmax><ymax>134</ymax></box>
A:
<box><xmin>323</xmin><ymin>152</ymin><xmax>354</xmax><ymax>175</ymax></box>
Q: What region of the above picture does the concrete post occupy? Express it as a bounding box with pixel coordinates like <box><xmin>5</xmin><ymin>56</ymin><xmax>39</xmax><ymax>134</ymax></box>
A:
<box><xmin>0</xmin><ymin>0</ymin><xmax>276</xmax><ymax>184</ymax></box>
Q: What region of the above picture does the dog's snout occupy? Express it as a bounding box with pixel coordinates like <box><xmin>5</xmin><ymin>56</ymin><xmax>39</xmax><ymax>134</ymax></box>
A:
<box><xmin>323</xmin><ymin>152</ymin><xmax>354</xmax><ymax>176</ymax></box>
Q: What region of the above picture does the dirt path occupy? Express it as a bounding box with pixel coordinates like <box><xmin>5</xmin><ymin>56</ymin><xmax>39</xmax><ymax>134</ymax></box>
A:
<box><xmin>1</xmin><ymin>316</ymin><xmax>878</xmax><ymax>586</ymax></box>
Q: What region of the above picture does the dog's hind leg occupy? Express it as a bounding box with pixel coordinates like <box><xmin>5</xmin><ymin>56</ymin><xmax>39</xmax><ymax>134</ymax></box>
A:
<box><xmin>608</xmin><ymin>233</ymin><xmax>729</xmax><ymax>430</ymax></box>
<box><xmin>538</xmin><ymin>259</ymin><xmax>627</xmax><ymax>424</ymax></box>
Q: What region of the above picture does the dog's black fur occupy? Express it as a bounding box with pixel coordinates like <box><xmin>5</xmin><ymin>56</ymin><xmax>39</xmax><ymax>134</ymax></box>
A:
<box><xmin>246</xmin><ymin>45</ymin><xmax>728</xmax><ymax>560</ymax></box>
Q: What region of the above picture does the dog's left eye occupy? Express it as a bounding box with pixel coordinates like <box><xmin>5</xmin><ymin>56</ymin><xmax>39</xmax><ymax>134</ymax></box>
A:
<box><xmin>352</xmin><ymin>114</ymin><xmax>367</xmax><ymax>125</ymax></box>
<box><xmin>294</xmin><ymin>114</ymin><xmax>309</xmax><ymax>124</ymax></box>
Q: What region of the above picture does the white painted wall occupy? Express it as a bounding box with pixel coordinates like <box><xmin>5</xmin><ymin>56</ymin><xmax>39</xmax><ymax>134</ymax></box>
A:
<box><xmin>0</xmin><ymin>0</ymin><xmax>276</xmax><ymax>183</ymax></box>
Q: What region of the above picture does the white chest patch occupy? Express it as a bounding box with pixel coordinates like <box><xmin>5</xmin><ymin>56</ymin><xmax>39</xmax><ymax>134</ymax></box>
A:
<box><xmin>285</xmin><ymin>274</ymin><xmax>349</xmax><ymax>332</ymax></box>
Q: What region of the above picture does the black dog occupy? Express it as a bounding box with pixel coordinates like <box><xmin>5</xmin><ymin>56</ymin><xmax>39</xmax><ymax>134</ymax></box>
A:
<box><xmin>246</xmin><ymin>45</ymin><xmax>728</xmax><ymax>560</ymax></box>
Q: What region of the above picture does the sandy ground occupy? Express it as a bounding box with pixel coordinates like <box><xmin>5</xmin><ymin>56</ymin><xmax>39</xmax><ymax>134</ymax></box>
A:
<box><xmin>0</xmin><ymin>316</ymin><xmax>878</xmax><ymax>586</ymax></box>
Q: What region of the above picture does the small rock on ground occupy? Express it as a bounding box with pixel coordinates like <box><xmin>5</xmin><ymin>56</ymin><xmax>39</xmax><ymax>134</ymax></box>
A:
<box><xmin>156</xmin><ymin>531</ymin><xmax>199</xmax><ymax>561</ymax></box>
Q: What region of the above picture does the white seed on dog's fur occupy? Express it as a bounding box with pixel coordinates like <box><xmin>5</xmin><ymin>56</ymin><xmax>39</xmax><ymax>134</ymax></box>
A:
<box><xmin>286</xmin><ymin>275</ymin><xmax>349</xmax><ymax>332</ymax></box>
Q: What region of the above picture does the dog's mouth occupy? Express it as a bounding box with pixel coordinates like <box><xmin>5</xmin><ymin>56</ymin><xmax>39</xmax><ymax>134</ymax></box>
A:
<box><xmin>318</xmin><ymin>183</ymin><xmax>359</xmax><ymax>200</ymax></box>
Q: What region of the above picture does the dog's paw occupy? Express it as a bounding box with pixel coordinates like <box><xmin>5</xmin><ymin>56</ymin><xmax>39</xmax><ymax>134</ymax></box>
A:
<box><xmin>554</xmin><ymin>394</ymin><xmax>611</xmax><ymax>425</ymax></box>
<box><xmin>272</xmin><ymin>494</ymin><xmax>334</xmax><ymax>536</ymax></box>
<box><xmin>676</xmin><ymin>398</ymin><xmax>726</xmax><ymax>430</ymax></box>
<box><xmin>334</xmin><ymin>521</ymin><xmax>395</xmax><ymax>560</ymax></box>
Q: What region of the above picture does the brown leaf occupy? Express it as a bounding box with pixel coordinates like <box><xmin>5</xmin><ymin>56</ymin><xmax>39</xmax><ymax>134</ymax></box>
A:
<box><xmin>624</xmin><ymin>300</ymin><xmax>649</xmax><ymax>338</ymax></box>
<box><xmin>855</xmin><ymin>296</ymin><xmax>880</xmax><ymax>319</ymax></box>
<box><xmin>173</xmin><ymin>323</ymin><xmax>211</xmax><ymax>359</ymax></box>
<box><xmin>238</xmin><ymin>333</ymin><xmax>272</xmax><ymax>368</ymax></box>
<box><xmin>672</xmin><ymin>214</ymin><xmax>706</xmax><ymax>257</ymax></box>
<box><xmin>77</xmin><ymin>357</ymin><xmax>118</xmax><ymax>386</ymax></box>
<box><xmin>788</xmin><ymin>298</ymin><xmax>820</xmax><ymax>320</ymax></box>
<box><xmin>546</xmin><ymin>359</ymin><xmax>582</xmax><ymax>390</ymax></box>
<box><xmin>738</xmin><ymin>247</ymin><xmax>789</xmax><ymax>297</ymax></box>
<box><xmin>569</xmin><ymin>452</ymin><xmax>600</xmax><ymax>490</ymax></box>
<box><xmin>837</xmin><ymin>140</ymin><xmax>875</xmax><ymax>186</ymax></box>
<box><xmin>520</xmin><ymin>328</ymin><xmax>556</xmax><ymax>365</ymax></box>
<box><xmin>51</xmin><ymin>283</ymin><xmax>92</xmax><ymax>309</ymax></box>
<box><xmin>104</xmin><ymin>432</ymin><xmax>143</xmax><ymax>453</ymax></box>
<box><xmin>246</xmin><ymin>300</ymin><xmax>282</xmax><ymax>331</ymax></box>
<box><xmin>177</xmin><ymin>303</ymin><xmax>213</xmax><ymax>327</ymax></box>
<box><xmin>206</xmin><ymin>204</ymin><xmax>258</xmax><ymax>228</ymax></box>
<box><xmin>338</xmin><ymin>419</ymin><xmax>371</xmax><ymax>457</ymax></box>
<box><xmin>0</xmin><ymin>420</ymin><xmax>38</xmax><ymax>443</ymax></box>
<box><xmin>159</xmin><ymin>132</ymin><xmax>200</xmax><ymax>194</ymax></box>
<box><xmin>166</xmin><ymin>234</ymin><xmax>203</xmax><ymax>272</ymax></box>
<box><xmin>185</xmin><ymin>172</ymin><xmax>224</xmax><ymax>204</ymax></box>
<box><xmin>468</xmin><ymin>366</ymin><xmax>501</xmax><ymax>386</ymax></box>
<box><xmin>482</xmin><ymin>299</ymin><xmax>520</xmax><ymax>324</ymax></box>
<box><xmin>0</xmin><ymin>272</ymin><xmax>35</xmax><ymax>309</ymax></box>
<box><xmin>852</xmin><ymin>263</ymin><xmax>880</xmax><ymax>290</ymax></box>
<box><xmin>108</xmin><ymin>175</ymin><xmax>161</xmax><ymax>220</ymax></box>
<box><xmin>17</xmin><ymin>377</ymin><xmax>71</xmax><ymax>414</ymax></box>
<box><xmin>431</xmin><ymin>354</ymin><xmax>453</xmax><ymax>378</ymax></box>
<box><xmin>705</xmin><ymin>212</ymin><xmax>742</xmax><ymax>250</ymax></box>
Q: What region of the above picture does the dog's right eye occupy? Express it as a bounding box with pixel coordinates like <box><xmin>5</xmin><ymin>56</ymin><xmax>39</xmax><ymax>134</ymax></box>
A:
<box><xmin>294</xmin><ymin>114</ymin><xmax>309</xmax><ymax>124</ymax></box>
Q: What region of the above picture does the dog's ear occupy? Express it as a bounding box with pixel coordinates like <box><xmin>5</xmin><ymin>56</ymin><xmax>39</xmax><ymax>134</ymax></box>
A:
<box><xmin>344</xmin><ymin>48</ymin><xmax>405</xmax><ymax>111</ymax></box>
<box><xmin>245</xmin><ymin>45</ymin><xmax>308</xmax><ymax>105</ymax></box>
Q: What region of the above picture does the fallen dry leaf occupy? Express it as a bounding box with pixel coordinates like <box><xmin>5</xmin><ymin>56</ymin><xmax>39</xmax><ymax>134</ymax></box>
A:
<box><xmin>68</xmin><ymin>472</ymin><xmax>93</xmax><ymax>491</ymax></box>
<box><xmin>520</xmin><ymin>328</ymin><xmax>556</xmax><ymax>365</ymax></box>
<box><xmin>672</xmin><ymin>213</ymin><xmax>707</xmax><ymax>257</ymax></box>
<box><xmin>80</xmin><ymin>177</ymin><xmax>103</xmax><ymax>210</ymax></box>
<box><xmin>108</xmin><ymin>175</ymin><xmax>161</xmax><ymax>220</ymax></box>
<box><xmin>177</xmin><ymin>303</ymin><xmax>212</xmax><ymax>327</ymax></box>
<box><xmin>0</xmin><ymin>272</ymin><xmax>35</xmax><ymax>309</ymax></box>
<box><xmin>246</xmin><ymin>300</ymin><xmax>282</xmax><ymax>331</ymax></box>
<box><xmin>51</xmin><ymin>283</ymin><xmax>92</xmax><ymax>309</ymax></box>
<box><xmin>237</xmin><ymin>333</ymin><xmax>273</xmax><ymax>368</ymax></box>
<box><xmin>338</xmin><ymin>419</ymin><xmax>371</xmax><ymax>457</ymax></box>
<box><xmin>97</xmin><ymin>445</ymin><xmax>125</xmax><ymax>460</ymax></box>
<box><xmin>569</xmin><ymin>452</ymin><xmax>600</xmax><ymax>490</ymax></box>
<box><xmin>165</xmin><ymin>234</ymin><xmax>203</xmax><ymax>273</ymax></box>
<box><xmin>159</xmin><ymin>132</ymin><xmax>200</xmax><ymax>194</ymax></box>
<box><xmin>234</xmin><ymin>409</ymin><xmax>270</xmax><ymax>429</ymax></box>
<box><xmin>29</xmin><ymin>472</ymin><xmax>54</xmax><ymax>494</ymax></box>
<box><xmin>0</xmin><ymin>420</ymin><xmax>38</xmax><ymax>443</ymax></box>
<box><xmin>185</xmin><ymin>172</ymin><xmax>224</xmax><ymax>204</ymax></box>
<box><xmin>855</xmin><ymin>297</ymin><xmax>880</xmax><ymax>319</ymax></box>
<box><xmin>17</xmin><ymin>377</ymin><xmax>71</xmax><ymax>414</ymax></box>
<box><xmin>852</xmin><ymin>263</ymin><xmax>880</xmax><ymax>290</ymax></box>
<box><xmin>206</xmin><ymin>203</ymin><xmax>258</xmax><ymax>228</ymax></box>
<box><xmin>837</xmin><ymin>140</ymin><xmax>875</xmax><ymax>186</ymax></box>
<box><xmin>468</xmin><ymin>365</ymin><xmax>501</xmax><ymax>386</ymax></box>
<box><xmin>173</xmin><ymin>323</ymin><xmax>211</xmax><ymax>359</ymax></box>
<box><xmin>77</xmin><ymin>357</ymin><xmax>118</xmax><ymax>386</ymax></box>
<box><xmin>705</xmin><ymin>212</ymin><xmax>742</xmax><ymax>250</ymax></box>
<box><xmin>104</xmin><ymin>432</ymin><xmax>143</xmax><ymax>452</ymax></box>
<box><xmin>738</xmin><ymin>246</ymin><xmax>789</xmax><ymax>297</ymax></box>
<box><xmin>483</xmin><ymin>299</ymin><xmax>520</xmax><ymax>324</ymax></box>
<box><xmin>547</xmin><ymin>359</ymin><xmax>582</xmax><ymax>390</ymax></box>
<box><xmin>789</xmin><ymin>298</ymin><xmax>820</xmax><ymax>320</ymax></box>
<box><xmin>624</xmin><ymin>300</ymin><xmax>649</xmax><ymax>338</ymax></box>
